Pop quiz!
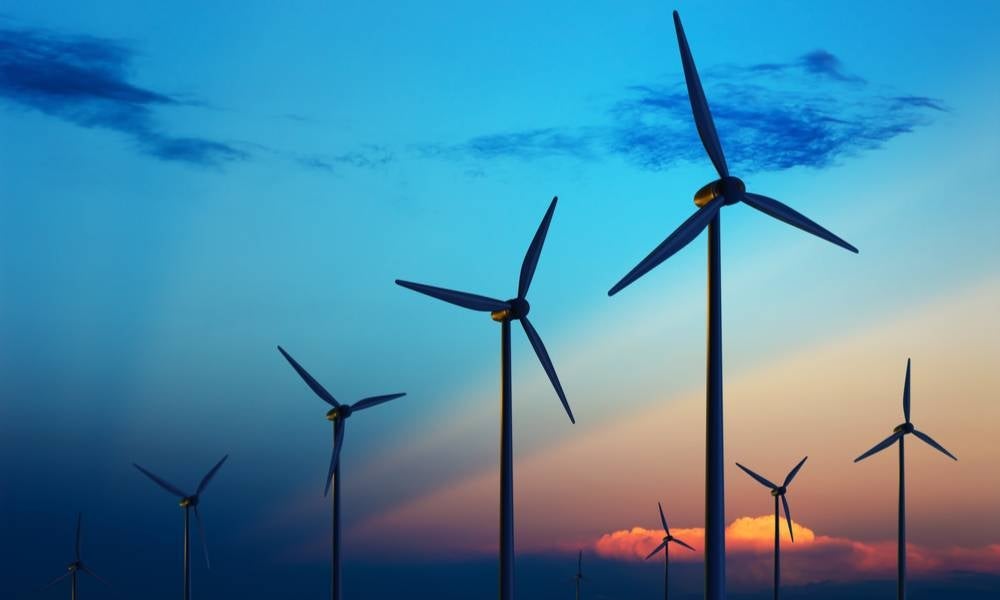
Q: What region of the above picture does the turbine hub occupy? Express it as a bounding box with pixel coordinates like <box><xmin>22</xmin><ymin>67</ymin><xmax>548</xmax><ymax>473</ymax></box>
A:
<box><xmin>491</xmin><ymin>298</ymin><xmax>530</xmax><ymax>322</ymax></box>
<box><xmin>67</xmin><ymin>561</ymin><xmax>80</xmax><ymax>572</ymax></box>
<box><xmin>894</xmin><ymin>422</ymin><xmax>914</xmax><ymax>434</ymax></box>
<box><xmin>694</xmin><ymin>177</ymin><xmax>744</xmax><ymax>207</ymax></box>
<box><xmin>771</xmin><ymin>486</ymin><xmax>787</xmax><ymax>497</ymax></box>
<box><xmin>327</xmin><ymin>405</ymin><xmax>352</xmax><ymax>421</ymax></box>
<box><xmin>179</xmin><ymin>495</ymin><xmax>198</xmax><ymax>508</ymax></box>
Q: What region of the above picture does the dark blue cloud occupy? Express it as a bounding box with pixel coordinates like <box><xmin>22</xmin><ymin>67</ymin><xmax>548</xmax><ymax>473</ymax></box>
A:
<box><xmin>443</xmin><ymin>128</ymin><xmax>598</xmax><ymax>161</ymax></box>
<box><xmin>429</xmin><ymin>49</ymin><xmax>944</xmax><ymax>174</ymax></box>
<box><xmin>749</xmin><ymin>50</ymin><xmax>865</xmax><ymax>83</ymax></box>
<box><xmin>0</xmin><ymin>23</ymin><xmax>247</xmax><ymax>166</ymax></box>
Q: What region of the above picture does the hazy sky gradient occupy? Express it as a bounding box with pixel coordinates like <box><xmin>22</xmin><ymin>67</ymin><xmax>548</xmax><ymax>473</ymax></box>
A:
<box><xmin>2</xmin><ymin>1</ymin><xmax>999</xmax><ymax>598</ymax></box>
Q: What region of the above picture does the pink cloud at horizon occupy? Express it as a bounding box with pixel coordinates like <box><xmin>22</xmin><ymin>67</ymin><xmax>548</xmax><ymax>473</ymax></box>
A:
<box><xmin>594</xmin><ymin>515</ymin><xmax>1000</xmax><ymax>585</ymax></box>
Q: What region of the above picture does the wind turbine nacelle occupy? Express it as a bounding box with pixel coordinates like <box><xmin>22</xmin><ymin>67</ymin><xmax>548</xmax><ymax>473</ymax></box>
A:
<box><xmin>694</xmin><ymin>177</ymin><xmax>745</xmax><ymax>207</ymax></box>
<box><xmin>491</xmin><ymin>298</ymin><xmax>529</xmax><ymax>322</ymax></box>
<box><xmin>770</xmin><ymin>486</ymin><xmax>787</xmax><ymax>497</ymax></box>
<box><xmin>893</xmin><ymin>422</ymin><xmax>915</xmax><ymax>434</ymax></box>
<box><xmin>327</xmin><ymin>405</ymin><xmax>352</xmax><ymax>421</ymax></box>
<box><xmin>179</xmin><ymin>496</ymin><xmax>199</xmax><ymax>508</ymax></box>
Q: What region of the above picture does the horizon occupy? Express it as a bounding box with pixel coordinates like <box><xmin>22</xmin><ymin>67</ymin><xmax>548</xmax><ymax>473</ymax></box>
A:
<box><xmin>2</xmin><ymin>1</ymin><xmax>999</xmax><ymax>599</ymax></box>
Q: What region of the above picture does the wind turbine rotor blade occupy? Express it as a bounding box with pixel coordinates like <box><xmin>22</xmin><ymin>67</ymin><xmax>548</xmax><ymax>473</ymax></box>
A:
<box><xmin>657</xmin><ymin>501</ymin><xmax>670</xmax><ymax>535</ymax></box>
<box><xmin>735</xmin><ymin>462</ymin><xmax>777</xmax><ymax>489</ymax></box>
<box><xmin>645</xmin><ymin>541</ymin><xmax>667</xmax><ymax>560</ymax></box>
<box><xmin>518</xmin><ymin>196</ymin><xmax>558</xmax><ymax>299</ymax></box>
<box><xmin>742</xmin><ymin>193</ymin><xmax>858</xmax><ymax>253</ymax></box>
<box><xmin>75</xmin><ymin>513</ymin><xmax>82</xmax><ymax>561</ymax></box>
<box><xmin>193</xmin><ymin>507</ymin><xmax>211</xmax><ymax>569</ymax></box>
<box><xmin>672</xmin><ymin>11</ymin><xmax>729</xmax><ymax>178</ymax></box>
<box><xmin>783</xmin><ymin>456</ymin><xmax>808</xmax><ymax>488</ymax></box>
<box><xmin>608</xmin><ymin>198</ymin><xmax>722</xmax><ymax>296</ymax></box>
<box><xmin>673</xmin><ymin>537</ymin><xmax>697</xmax><ymax>551</ymax></box>
<box><xmin>277</xmin><ymin>346</ymin><xmax>339</xmax><ymax>408</ymax></box>
<box><xmin>394</xmin><ymin>280</ymin><xmax>510</xmax><ymax>312</ymax></box>
<box><xmin>80</xmin><ymin>565</ymin><xmax>110</xmax><ymax>586</ymax></box>
<box><xmin>912</xmin><ymin>429</ymin><xmax>958</xmax><ymax>461</ymax></box>
<box><xmin>325</xmin><ymin>419</ymin><xmax>346</xmax><ymax>496</ymax></box>
<box><xmin>853</xmin><ymin>432</ymin><xmax>902</xmax><ymax>463</ymax></box>
<box><xmin>132</xmin><ymin>464</ymin><xmax>187</xmax><ymax>498</ymax></box>
<box><xmin>781</xmin><ymin>495</ymin><xmax>795</xmax><ymax>542</ymax></box>
<box><xmin>520</xmin><ymin>317</ymin><xmax>575</xmax><ymax>424</ymax></box>
<box><xmin>42</xmin><ymin>572</ymin><xmax>71</xmax><ymax>589</ymax></box>
<box><xmin>197</xmin><ymin>454</ymin><xmax>229</xmax><ymax>495</ymax></box>
<box><xmin>352</xmin><ymin>393</ymin><xmax>406</xmax><ymax>412</ymax></box>
<box><xmin>903</xmin><ymin>358</ymin><xmax>912</xmax><ymax>423</ymax></box>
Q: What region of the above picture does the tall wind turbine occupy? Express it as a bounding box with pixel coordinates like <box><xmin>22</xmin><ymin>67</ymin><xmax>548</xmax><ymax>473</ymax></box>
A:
<box><xmin>572</xmin><ymin>550</ymin><xmax>586</xmax><ymax>600</ymax></box>
<box><xmin>645</xmin><ymin>502</ymin><xmax>695</xmax><ymax>600</ymax></box>
<box><xmin>277</xmin><ymin>345</ymin><xmax>405</xmax><ymax>600</ymax></box>
<box><xmin>42</xmin><ymin>513</ymin><xmax>108</xmax><ymax>599</ymax></box>
<box><xmin>607</xmin><ymin>12</ymin><xmax>857</xmax><ymax>599</ymax></box>
<box><xmin>735</xmin><ymin>457</ymin><xmax>808</xmax><ymax>600</ymax></box>
<box><xmin>396</xmin><ymin>196</ymin><xmax>575</xmax><ymax>600</ymax></box>
<box><xmin>133</xmin><ymin>454</ymin><xmax>228</xmax><ymax>600</ymax></box>
<box><xmin>854</xmin><ymin>359</ymin><xmax>956</xmax><ymax>600</ymax></box>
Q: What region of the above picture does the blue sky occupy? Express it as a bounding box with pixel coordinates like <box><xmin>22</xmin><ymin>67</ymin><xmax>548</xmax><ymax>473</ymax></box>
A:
<box><xmin>2</xmin><ymin>1</ymin><xmax>999</xmax><ymax>598</ymax></box>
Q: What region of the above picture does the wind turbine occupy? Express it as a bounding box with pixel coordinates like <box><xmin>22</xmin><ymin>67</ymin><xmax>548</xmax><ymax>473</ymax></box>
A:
<box><xmin>572</xmin><ymin>550</ymin><xmax>586</xmax><ymax>600</ymax></box>
<box><xmin>42</xmin><ymin>513</ymin><xmax>108</xmax><ymax>599</ymax></box>
<box><xmin>735</xmin><ymin>457</ymin><xmax>808</xmax><ymax>600</ymax></box>
<box><xmin>277</xmin><ymin>345</ymin><xmax>405</xmax><ymax>600</ymax></box>
<box><xmin>133</xmin><ymin>454</ymin><xmax>228</xmax><ymax>600</ymax></box>
<box><xmin>645</xmin><ymin>502</ymin><xmax>695</xmax><ymax>600</ymax></box>
<box><xmin>607</xmin><ymin>12</ymin><xmax>857</xmax><ymax>599</ymax></box>
<box><xmin>854</xmin><ymin>358</ymin><xmax>956</xmax><ymax>600</ymax></box>
<box><xmin>396</xmin><ymin>196</ymin><xmax>575</xmax><ymax>600</ymax></box>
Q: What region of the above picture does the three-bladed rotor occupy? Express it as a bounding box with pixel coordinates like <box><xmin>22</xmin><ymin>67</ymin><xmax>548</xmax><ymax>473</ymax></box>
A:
<box><xmin>43</xmin><ymin>513</ymin><xmax>109</xmax><ymax>590</ymax></box>
<box><xmin>396</xmin><ymin>196</ymin><xmax>575</xmax><ymax>424</ymax></box>
<box><xmin>646</xmin><ymin>501</ymin><xmax>696</xmax><ymax>559</ymax></box>
<box><xmin>854</xmin><ymin>359</ymin><xmax>957</xmax><ymax>464</ymax></box>
<box><xmin>277</xmin><ymin>345</ymin><xmax>406</xmax><ymax>496</ymax></box>
<box><xmin>608</xmin><ymin>11</ymin><xmax>857</xmax><ymax>297</ymax></box>
<box><xmin>133</xmin><ymin>454</ymin><xmax>228</xmax><ymax>568</ymax></box>
<box><xmin>736</xmin><ymin>457</ymin><xmax>807</xmax><ymax>542</ymax></box>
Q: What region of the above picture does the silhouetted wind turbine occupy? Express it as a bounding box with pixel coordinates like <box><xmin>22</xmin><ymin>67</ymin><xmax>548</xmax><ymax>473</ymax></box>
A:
<box><xmin>736</xmin><ymin>457</ymin><xmax>807</xmax><ymax>600</ymax></box>
<box><xmin>277</xmin><ymin>345</ymin><xmax>405</xmax><ymax>600</ymax></box>
<box><xmin>42</xmin><ymin>513</ymin><xmax>108</xmax><ymax>600</ymax></box>
<box><xmin>396</xmin><ymin>196</ymin><xmax>575</xmax><ymax>600</ymax></box>
<box><xmin>645</xmin><ymin>502</ymin><xmax>695</xmax><ymax>600</ymax></box>
<box><xmin>133</xmin><ymin>455</ymin><xmax>228</xmax><ymax>600</ymax></box>
<box><xmin>854</xmin><ymin>359</ymin><xmax>956</xmax><ymax>600</ymax></box>
<box><xmin>607</xmin><ymin>12</ymin><xmax>857</xmax><ymax>599</ymax></box>
<box><xmin>572</xmin><ymin>550</ymin><xmax>586</xmax><ymax>600</ymax></box>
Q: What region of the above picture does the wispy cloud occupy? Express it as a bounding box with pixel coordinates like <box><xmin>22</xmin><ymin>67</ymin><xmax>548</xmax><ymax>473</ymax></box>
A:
<box><xmin>0</xmin><ymin>22</ymin><xmax>247</xmax><ymax>166</ymax></box>
<box><xmin>426</xmin><ymin>49</ymin><xmax>945</xmax><ymax>173</ymax></box>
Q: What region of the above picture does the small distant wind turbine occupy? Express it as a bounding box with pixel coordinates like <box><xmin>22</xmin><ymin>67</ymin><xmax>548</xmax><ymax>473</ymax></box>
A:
<box><xmin>277</xmin><ymin>345</ymin><xmax>405</xmax><ymax>600</ymax></box>
<box><xmin>645</xmin><ymin>502</ymin><xmax>695</xmax><ymax>600</ymax></box>
<box><xmin>42</xmin><ymin>513</ymin><xmax>108</xmax><ymax>600</ymax></box>
<box><xmin>607</xmin><ymin>12</ymin><xmax>857</xmax><ymax>600</ymax></box>
<box><xmin>396</xmin><ymin>196</ymin><xmax>575</xmax><ymax>600</ymax></box>
<box><xmin>133</xmin><ymin>454</ymin><xmax>228</xmax><ymax>600</ymax></box>
<box><xmin>572</xmin><ymin>550</ymin><xmax>586</xmax><ymax>600</ymax></box>
<box><xmin>736</xmin><ymin>457</ymin><xmax>807</xmax><ymax>600</ymax></box>
<box><xmin>854</xmin><ymin>359</ymin><xmax>956</xmax><ymax>600</ymax></box>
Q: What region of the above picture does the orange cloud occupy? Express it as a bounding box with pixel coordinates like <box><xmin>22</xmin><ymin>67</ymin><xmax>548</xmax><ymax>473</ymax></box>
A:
<box><xmin>595</xmin><ymin>526</ymin><xmax>704</xmax><ymax>562</ymax></box>
<box><xmin>593</xmin><ymin>515</ymin><xmax>1000</xmax><ymax>586</ymax></box>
